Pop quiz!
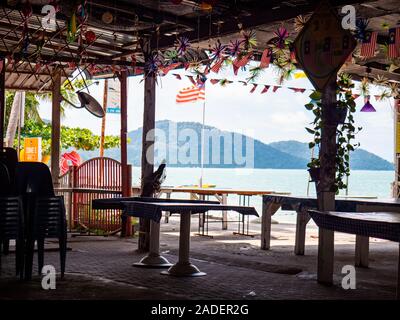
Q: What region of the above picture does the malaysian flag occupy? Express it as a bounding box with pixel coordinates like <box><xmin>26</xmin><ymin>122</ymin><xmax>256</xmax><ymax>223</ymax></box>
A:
<box><xmin>176</xmin><ymin>85</ymin><xmax>205</xmax><ymax>104</ymax></box>
<box><xmin>388</xmin><ymin>27</ymin><xmax>400</xmax><ymax>58</ymax></box>
<box><xmin>360</xmin><ymin>31</ymin><xmax>378</xmax><ymax>58</ymax></box>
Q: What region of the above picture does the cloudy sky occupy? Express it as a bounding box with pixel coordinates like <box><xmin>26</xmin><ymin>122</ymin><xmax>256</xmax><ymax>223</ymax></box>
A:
<box><xmin>38</xmin><ymin>64</ymin><xmax>395</xmax><ymax>162</ymax></box>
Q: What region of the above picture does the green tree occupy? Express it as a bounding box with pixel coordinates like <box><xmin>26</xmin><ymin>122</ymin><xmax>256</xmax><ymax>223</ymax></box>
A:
<box><xmin>18</xmin><ymin>119</ymin><xmax>121</xmax><ymax>157</ymax></box>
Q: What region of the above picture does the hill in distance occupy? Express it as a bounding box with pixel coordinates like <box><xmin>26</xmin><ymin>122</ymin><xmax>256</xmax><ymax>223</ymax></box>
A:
<box><xmin>81</xmin><ymin>120</ymin><xmax>393</xmax><ymax>171</ymax></box>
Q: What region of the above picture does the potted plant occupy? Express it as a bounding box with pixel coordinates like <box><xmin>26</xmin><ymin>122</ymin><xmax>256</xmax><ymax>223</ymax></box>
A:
<box><xmin>304</xmin><ymin>73</ymin><xmax>362</xmax><ymax>193</ymax></box>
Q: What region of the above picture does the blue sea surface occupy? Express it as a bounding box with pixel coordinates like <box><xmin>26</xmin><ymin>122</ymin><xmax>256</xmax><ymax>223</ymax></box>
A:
<box><xmin>131</xmin><ymin>168</ymin><xmax>394</xmax><ymax>223</ymax></box>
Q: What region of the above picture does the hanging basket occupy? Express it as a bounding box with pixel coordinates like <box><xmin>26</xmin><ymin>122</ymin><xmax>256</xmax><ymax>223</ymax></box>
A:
<box><xmin>308</xmin><ymin>167</ymin><xmax>320</xmax><ymax>182</ymax></box>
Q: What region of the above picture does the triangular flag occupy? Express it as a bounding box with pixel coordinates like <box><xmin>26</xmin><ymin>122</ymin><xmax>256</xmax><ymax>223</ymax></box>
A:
<box><xmin>250</xmin><ymin>84</ymin><xmax>258</xmax><ymax>93</ymax></box>
<box><xmin>259</xmin><ymin>49</ymin><xmax>271</xmax><ymax>69</ymax></box>
<box><xmin>289</xmin><ymin>88</ymin><xmax>306</xmax><ymax>93</ymax></box>
<box><xmin>261</xmin><ymin>85</ymin><xmax>270</xmax><ymax>94</ymax></box>
<box><xmin>232</xmin><ymin>63</ymin><xmax>240</xmax><ymax>75</ymax></box>
<box><xmin>374</xmin><ymin>95</ymin><xmax>381</xmax><ymax>101</ymax></box>
<box><xmin>272</xmin><ymin>86</ymin><xmax>280</xmax><ymax>92</ymax></box>
<box><xmin>186</xmin><ymin>75</ymin><xmax>196</xmax><ymax>85</ymax></box>
<box><xmin>352</xmin><ymin>93</ymin><xmax>360</xmax><ymax>99</ymax></box>
<box><xmin>160</xmin><ymin>62</ymin><xmax>181</xmax><ymax>76</ymax></box>
<box><xmin>173</xmin><ymin>73</ymin><xmax>182</xmax><ymax>80</ymax></box>
<box><xmin>294</xmin><ymin>71</ymin><xmax>307</xmax><ymax>79</ymax></box>
<box><xmin>210</xmin><ymin>79</ymin><xmax>219</xmax><ymax>85</ymax></box>
<box><xmin>210</xmin><ymin>57</ymin><xmax>225</xmax><ymax>73</ymax></box>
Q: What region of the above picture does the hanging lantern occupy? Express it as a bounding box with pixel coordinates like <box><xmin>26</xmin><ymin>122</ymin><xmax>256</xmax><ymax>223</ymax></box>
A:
<box><xmin>200</xmin><ymin>2</ymin><xmax>213</xmax><ymax>12</ymax></box>
<box><xmin>360</xmin><ymin>96</ymin><xmax>376</xmax><ymax>112</ymax></box>
<box><xmin>85</xmin><ymin>30</ymin><xmax>96</xmax><ymax>43</ymax></box>
<box><xmin>102</xmin><ymin>11</ymin><xmax>113</xmax><ymax>24</ymax></box>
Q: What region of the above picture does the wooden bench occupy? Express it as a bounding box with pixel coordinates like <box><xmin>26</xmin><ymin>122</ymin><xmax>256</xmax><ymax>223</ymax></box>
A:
<box><xmin>308</xmin><ymin>210</ymin><xmax>400</xmax><ymax>299</ymax></box>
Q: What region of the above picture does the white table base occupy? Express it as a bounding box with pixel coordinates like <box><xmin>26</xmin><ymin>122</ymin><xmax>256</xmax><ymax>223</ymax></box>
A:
<box><xmin>161</xmin><ymin>212</ymin><xmax>206</xmax><ymax>277</ymax></box>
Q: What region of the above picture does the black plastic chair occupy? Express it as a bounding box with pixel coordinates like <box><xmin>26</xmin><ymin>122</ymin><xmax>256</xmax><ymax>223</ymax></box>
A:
<box><xmin>15</xmin><ymin>162</ymin><xmax>67</xmax><ymax>280</ymax></box>
<box><xmin>0</xmin><ymin>147</ymin><xmax>18</xmax><ymax>255</ymax></box>
<box><xmin>0</xmin><ymin>147</ymin><xmax>18</xmax><ymax>193</ymax></box>
<box><xmin>0</xmin><ymin>162</ymin><xmax>24</xmax><ymax>279</ymax></box>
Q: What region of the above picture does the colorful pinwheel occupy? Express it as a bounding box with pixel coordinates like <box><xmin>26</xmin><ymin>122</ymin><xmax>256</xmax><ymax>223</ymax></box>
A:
<box><xmin>175</xmin><ymin>36</ymin><xmax>191</xmax><ymax>56</ymax></box>
<box><xmin>227</xmin><ymin>39</ymin><xmax>243</xmax><ymax>57</ymax></box>
<box><xmin>210</xmin><ymin>40</ymin><xmax>227</xmax><ymax>62</ymax></box>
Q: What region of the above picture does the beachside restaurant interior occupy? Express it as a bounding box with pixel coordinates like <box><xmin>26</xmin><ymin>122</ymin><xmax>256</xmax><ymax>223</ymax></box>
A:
<box><xmin>1</xmin><ymin>0</ymin><xmax>400</xmax><ymax>300</ymax></box>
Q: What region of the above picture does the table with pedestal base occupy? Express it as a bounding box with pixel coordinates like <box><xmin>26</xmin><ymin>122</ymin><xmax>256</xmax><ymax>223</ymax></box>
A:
<box><xmin>120</xmin><ymin>201</ymin><xmax>259</xmax><ymax>277</ymax></box>
<box><xmin>92</xmin><ymin>197</ymin><xmax>258</xmax><ymax>276</ymax></box>
<box><xmin>92</xmin><ymin>197</ymin><xmax>219</xmax><ymax>268</ymax></box>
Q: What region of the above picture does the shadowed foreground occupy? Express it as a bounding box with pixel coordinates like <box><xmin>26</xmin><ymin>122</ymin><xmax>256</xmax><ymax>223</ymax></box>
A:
<box><xmin>0</xmin><ymin>217</ymin><xmax>398</xmax><ymax>300</ymax></box>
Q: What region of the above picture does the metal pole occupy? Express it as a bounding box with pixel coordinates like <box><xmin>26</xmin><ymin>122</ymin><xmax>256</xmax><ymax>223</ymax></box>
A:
<box><xmin>99</xmin><ymin>79</ymin><xmax>108</xmax><ymax>158</ymax></box>
<box><xmin>200</xmin><ymin>100</ymin><xmax>205</xmax><ymax>187</ymax></box>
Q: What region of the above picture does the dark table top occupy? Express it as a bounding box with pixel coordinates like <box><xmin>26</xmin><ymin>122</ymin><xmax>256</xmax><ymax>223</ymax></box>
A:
<box><xmin>308</xmin><ymin>210</ymin><xmax>400</xmax><ymax>242</ymax></box>
<box><xmin>263</xmin><ymin>195</ymin><xmax>400</xmax><ymax>212</ymax></box>
<box><xmin>92</xmin><ymin>197</ymin><xmax>220</xmax><ymax>210</ymax></box>
<box><xmin>92</xmin><ymin>197</ymin><xmax>258</xmax><ymax>223</ymax></box>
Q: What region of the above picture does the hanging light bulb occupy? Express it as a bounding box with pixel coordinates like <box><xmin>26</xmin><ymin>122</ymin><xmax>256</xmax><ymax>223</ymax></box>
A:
<box><xmin>360</xmin><ymin>95</ymin><xmax>376</xmax><ymax>112</ymax></box>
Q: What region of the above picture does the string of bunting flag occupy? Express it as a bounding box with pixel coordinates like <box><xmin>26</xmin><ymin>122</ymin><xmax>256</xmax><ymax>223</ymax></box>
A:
<box><xmin>171</xmin><ymin>72</ymin><xmax>312</xmax><ymax>95</ymax></box>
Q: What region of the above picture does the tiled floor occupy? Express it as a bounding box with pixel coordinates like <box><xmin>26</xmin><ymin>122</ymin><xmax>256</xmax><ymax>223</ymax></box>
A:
<box><xmin>0</xmin><ymin>216</ymin><xmax>398</xmax><ymax>300</ymax></box>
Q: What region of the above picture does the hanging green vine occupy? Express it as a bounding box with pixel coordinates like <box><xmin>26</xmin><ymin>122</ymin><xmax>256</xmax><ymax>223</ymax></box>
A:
<box><xmin>305</xmin><ymin>73</ymin><xmax>362</xmax><ymax>193</ymax></box>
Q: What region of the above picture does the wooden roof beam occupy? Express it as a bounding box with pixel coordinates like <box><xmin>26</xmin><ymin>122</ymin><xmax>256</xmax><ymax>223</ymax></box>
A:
<box><xmin>154</xmin><ymin>0</ymin><xmax>374</xmax><ymax>49</ymax></box>
<box><xmin>90</xmin><ymin>0</ymin><xmax>196</xmax><ymax>29</ymax></box>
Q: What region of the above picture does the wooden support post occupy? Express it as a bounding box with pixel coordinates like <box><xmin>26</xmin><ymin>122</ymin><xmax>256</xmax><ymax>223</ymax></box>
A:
<box><xmin>120</xmin><ymin>68</ymin><xmax>131</xmax><ymax>237</ymax></box>
<box><xmin>221</xmin><ymin>193</ymin><xmax>228</xmax><ymax>230</ymax></box>
<box><xmin>394</xmin><ymin>99</ymin><xmax>400</xmax><ymax>198</ymax></box>
<box><xmin>397</xmin><ymin>244</ymin><xmax>400</xmax><ymax>300</ymax></box>
<box><xmin>51</xmin><ymin>69</ymin><xmax>61</xmax><ymax>187</ymax></box>
<box><xmin>0</xmin><ymin>58</ymin><xmax>4</xmax><ymax>150</ymax></box>
<box><xmin>139</xmin><ymin>72</ymin><xmax>156</xmax><ymax>252</ymax></box>
<box><xmin>294</xmin><ymin>209</ymin><xmax>311</xmax><ymax>255</ymax></box>
<box><xmin>316</xmin><ymin>77</ymin><xmax>338</xmax><ymax>286</ymax></box>
<box><xmin>260</xmin><ymin>197</ymin><xmax>281</xmax><ymax>250</ymax></box>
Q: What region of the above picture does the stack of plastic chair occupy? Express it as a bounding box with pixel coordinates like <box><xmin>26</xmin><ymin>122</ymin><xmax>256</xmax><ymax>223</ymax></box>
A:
<box><xmin>0</xmin><ymin>147</ymin><xmax>18</xmax><ymax>255</ymax></box>
<box><xmin>15</xmin><ymin>162</ymin><xmax>67</xmax><ymax>280</ymax></box>
<box><xmin>0</xmin><ymin>162</ymin><xmax>24</xmax><ymax>279</ymax></box>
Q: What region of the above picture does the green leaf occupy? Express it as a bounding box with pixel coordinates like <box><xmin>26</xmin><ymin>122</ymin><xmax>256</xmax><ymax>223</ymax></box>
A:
<box><xmin>309</xmin><ymin>91</ymin><xmax>322</xmax><ymax>101</ymax></box>
<box><xmin>305</xmin><ymin>103</ymin><xmax>314</xmax><ymax>110</ymax></box>
<box><xmin>305</xmin><ymin>127</ymin><xmax>315</xmax><ymax>134</ymax></box>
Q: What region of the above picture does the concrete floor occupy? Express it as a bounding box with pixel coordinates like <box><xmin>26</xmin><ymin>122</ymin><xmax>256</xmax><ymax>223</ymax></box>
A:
<box><xmin>0</xmin><ymin>215</ymin><xmax>398</xmax><ymax>300</ymax></box>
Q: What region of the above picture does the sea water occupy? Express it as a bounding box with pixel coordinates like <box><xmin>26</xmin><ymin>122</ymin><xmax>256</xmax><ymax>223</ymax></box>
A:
<box><xmin>131</xmin><ymin>167</ymin><xmax>394</xmax><ymax>223</ymax></box>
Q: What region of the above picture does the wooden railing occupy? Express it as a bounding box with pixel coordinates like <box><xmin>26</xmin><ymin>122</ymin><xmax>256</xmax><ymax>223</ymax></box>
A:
<box><xmin>56</xmin><ymin>157</ymin><xmax>131</xmax><ymax>236</ymax></box>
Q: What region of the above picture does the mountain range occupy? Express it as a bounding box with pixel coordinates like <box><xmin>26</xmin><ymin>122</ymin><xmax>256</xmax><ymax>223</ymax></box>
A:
<box><xmin>80</xmin><ymin>120</ymin><xmax>393</xmax><ymax>171</ymax></box>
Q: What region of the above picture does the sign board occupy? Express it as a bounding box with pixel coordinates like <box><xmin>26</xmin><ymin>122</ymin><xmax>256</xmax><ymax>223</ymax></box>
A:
<box><xmin>23</xmin><ymin>137</ymin><xmax>42</xmax><ymax>162</ymax></box>
<box><xmin>294</xmin><ymin>1</ymin><xmax>357</xmax><ymax>91</ymax></box>
<box><xmin>106</xmin><ymin>79</ymin><xmax>121</xmax><ymax>114</ymax></box>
